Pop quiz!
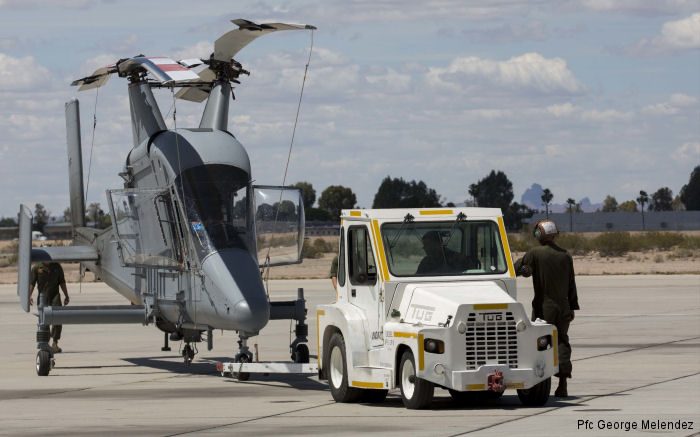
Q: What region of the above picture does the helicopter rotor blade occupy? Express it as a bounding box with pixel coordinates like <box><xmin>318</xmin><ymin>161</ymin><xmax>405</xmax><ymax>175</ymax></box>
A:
<box><xmin>213</xmin><ymin>19</ymin><xmax>315</xmax><ymax>63</ymax></box>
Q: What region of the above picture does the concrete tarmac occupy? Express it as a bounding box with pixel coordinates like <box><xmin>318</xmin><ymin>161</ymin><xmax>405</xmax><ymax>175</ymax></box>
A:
<box><xmin>0</xmin><ymin>275</ymin><xmax>698</xmax><ymax>436</ymax></box>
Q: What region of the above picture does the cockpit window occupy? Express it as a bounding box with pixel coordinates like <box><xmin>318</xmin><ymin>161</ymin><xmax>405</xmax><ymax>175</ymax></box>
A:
<box><xmin>175</xmin><ymin>164</ymin><xmax>252</xmax><ymax>260</ymax></box>
<box><xmin>381</xmin><ymin>220</ymin><xmax>508</xmax><ymax>277</ymax></box>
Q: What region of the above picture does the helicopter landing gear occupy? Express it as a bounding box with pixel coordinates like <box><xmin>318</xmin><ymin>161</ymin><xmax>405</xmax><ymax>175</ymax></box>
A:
<box><xmin>292</xmin><ymin>343</ymin><xmax>310</xmax><ymax>363</ymax></box>
<box><xmin>182</xmin><ymin>343</ymin><xmax>196</xmax><ymax>366</ymax></box>
<box><xmin>161</xmin><ymin>332</ymin><xmax>171</xmax><ymax>352</ymax></box>
<box><xmin>232</xmin><ymin>335</ymin><xmax>254</xmax><ymax>381</ymax></box>
<box><xmin>35</xmin><ymin>294</ymin><xmax>54</xmax><ymax>376</ymax></box>
<box><xmin>36</xmin><ymin>349</ymin><xmax>53</xmax><ymax>376</ymax></box>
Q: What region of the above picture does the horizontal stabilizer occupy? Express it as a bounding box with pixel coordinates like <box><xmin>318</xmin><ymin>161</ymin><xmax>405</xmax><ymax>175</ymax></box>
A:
<box><xmin>31</xmin><ymin>246</ymin><xmax>98</xmax><ymax>263</ymax></box>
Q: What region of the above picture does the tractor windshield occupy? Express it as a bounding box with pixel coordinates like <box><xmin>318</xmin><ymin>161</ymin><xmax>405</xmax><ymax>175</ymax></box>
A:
<box><xmin>381</xmin><ymin>220</ymin><xmax>508</xmax><ymax>277</ymax></box>
<box><xmin>176</xmin><ymin>164</ymin><xmax>253</xmax><ymax>260</ymax></box>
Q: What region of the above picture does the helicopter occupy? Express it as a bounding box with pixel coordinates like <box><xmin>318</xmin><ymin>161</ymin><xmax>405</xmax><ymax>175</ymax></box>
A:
<box><xmin>16</xmin><ymin>19</ymin><xmax>317</xmax><ymax>377</ymax></box>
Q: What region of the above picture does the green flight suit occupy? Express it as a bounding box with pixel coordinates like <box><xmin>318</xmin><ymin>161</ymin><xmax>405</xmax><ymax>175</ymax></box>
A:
<box><xmin>515</xmin><ymin>242</ymin><xmax>579</xmax><ymax>378</ymax></box>
<box><xmin>30</xmin><ymin>262</ymin><xmax>65</xmax><ymax>341</ymax></box>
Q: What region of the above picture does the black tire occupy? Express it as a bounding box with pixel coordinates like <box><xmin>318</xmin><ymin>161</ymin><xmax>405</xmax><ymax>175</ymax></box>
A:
<box><xmin>36</xmin><ymin>350</ymin><xmax>51</xmax><ymax>376</ymax></box>
<box><xmin>234</xmin><ymin>355</ymin><xmax>250</xmax><ymax>381</ymax></box>
<box><xmin>399</xmin><ymin>350</ymin><xmax>434</xmax><ymax>409</ymax></box>
<box><xmin>360</xmin><ymin>389</ymin><xmax>388</xmax><ymax>403</ymax></box>
<box><xmin>292</xmin><ymin>343</ymin><xmax>310</xmax><ymax>363</ymax></box>
<box><xmin>327</xmin><ymin>333</ymin><xmax>362</xmax><ymax>402</ymax></box>
<box><xmin>517</xmin><ymin>377</ymin><xmax>551</xmax><ymax>406</ymax></box>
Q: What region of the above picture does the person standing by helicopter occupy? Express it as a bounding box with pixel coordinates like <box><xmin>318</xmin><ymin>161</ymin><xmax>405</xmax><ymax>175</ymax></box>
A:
<box><xmin>29</xmin><ymin>261</ymin><xmax>70</xmax><ymax>353</ymax></box>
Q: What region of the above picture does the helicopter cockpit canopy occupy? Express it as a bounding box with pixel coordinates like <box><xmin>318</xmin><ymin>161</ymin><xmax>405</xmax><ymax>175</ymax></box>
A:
<box><xmin>176</xmin><ymin>164</ymin><xmax>253</xmax><ymax>261</ymax></box>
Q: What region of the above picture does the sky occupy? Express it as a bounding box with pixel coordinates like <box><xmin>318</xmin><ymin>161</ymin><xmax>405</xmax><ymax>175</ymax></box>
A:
<box><xmin>0</xmin><ymin>0</ymin><xmax>698</xmax><ymax>219</ymax></box>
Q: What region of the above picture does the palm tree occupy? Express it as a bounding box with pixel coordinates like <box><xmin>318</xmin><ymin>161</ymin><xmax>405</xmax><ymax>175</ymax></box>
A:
<box><xmin>541</xmin><ymin>188</ymin><xmax>553</xmax><ymax>218</ymax></box>
<box><xmin>566</xmin><ymin>198</ymin><xmax>576</xmax><ymax>231</ymax></box>
<box><xmin>636</xmin><ymin>190</ymin><xmax>649</xmax><ymax>230</ymax></box>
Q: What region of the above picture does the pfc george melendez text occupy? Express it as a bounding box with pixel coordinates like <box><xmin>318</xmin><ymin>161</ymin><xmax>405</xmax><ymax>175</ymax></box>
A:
<box><xmin>578</xmin><ymin>419</ymin><xmax>694</xmax><ymax>432</ymax></box>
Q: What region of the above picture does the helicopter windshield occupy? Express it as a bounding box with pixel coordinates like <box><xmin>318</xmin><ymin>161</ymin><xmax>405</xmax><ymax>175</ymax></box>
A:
<box><xmin>176</xmin><ymin>164</ymin><xmax>252</xmax><ymax>260</ymax></box>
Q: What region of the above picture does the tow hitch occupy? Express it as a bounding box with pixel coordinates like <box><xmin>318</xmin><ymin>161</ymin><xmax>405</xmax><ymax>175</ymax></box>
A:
<box><xmin>487</xmin><ymin>370</ymin><xmax>506</xmax><ymax>393</ymax></box>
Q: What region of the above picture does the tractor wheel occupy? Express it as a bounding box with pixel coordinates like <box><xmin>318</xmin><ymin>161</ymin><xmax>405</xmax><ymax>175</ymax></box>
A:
<box><xmin>327</xmin><ymin>333</ymin><xmax>362</xmax><ymax>402</ymax></box>
<box><xmin>517</xmin><ymin>377</ymin><xmax>551</xmax><ymax>406</ymax></box>
<box><xmin>399</xmin><ymin>349</ymin><xmax>434</xmax><ymax>409</ymax></box>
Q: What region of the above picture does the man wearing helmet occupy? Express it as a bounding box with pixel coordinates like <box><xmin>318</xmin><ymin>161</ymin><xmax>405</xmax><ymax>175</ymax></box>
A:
<box><xmin>514</xmin><ymin>219</ymin><xmax>579</xmax><ymax>397</ymax></box>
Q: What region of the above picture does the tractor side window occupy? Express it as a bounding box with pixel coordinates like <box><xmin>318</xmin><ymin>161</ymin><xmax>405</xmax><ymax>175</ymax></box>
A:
<box><xmin>348</xmin><ymin>226</ymin><xmax>377</xmax><ymax>286</ymax></box>
<box><xmin>338</xmin><ymin>228</ymin><xmax>346</xmax><ymax>287</ymax></box>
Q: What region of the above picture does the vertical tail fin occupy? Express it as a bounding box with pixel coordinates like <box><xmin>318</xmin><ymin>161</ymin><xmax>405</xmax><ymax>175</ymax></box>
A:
<box><xmin>65</xmin><ymin>98</ymin><xmax>85</xmax><ymax>231</ymax></box>
<box><xmin>17</xmin><ymin>205</ymin><xmax>32</xmax><ymax>312</ymax></box>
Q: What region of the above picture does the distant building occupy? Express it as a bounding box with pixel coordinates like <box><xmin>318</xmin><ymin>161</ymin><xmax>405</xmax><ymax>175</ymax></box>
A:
<box><xmin>305</xmin><ymin>221</ymin><xmax>339</xmax><ymax>236</ymax></box>
<box><xmin>526</xmin><ymin>211</ymin><xmax>700</xmax><ymax>232</ymax></box>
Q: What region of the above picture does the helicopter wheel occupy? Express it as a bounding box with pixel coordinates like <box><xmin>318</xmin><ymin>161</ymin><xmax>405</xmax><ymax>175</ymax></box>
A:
<box><xmin>292</xmin><ymin>343</ymin><xmax>310</xmax><ymax>363</ymax></box>
<box><xmin>182</xmin><ymin>343</ymin><xmax>195</xmax><ymax>366</ymax></box>
<box><xmin>234</xmin><ymin>355</ymin><xmax>250</xmax><ymax>381</ymax></box>
<box><xmin>36</xmin><ymin>350</ymin><xmax>52</xmax><ymax>376</ymax></box>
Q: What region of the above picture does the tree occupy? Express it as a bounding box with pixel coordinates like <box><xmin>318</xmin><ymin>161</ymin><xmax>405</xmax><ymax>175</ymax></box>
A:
<box><xmin>636</xmin><ymin>190</ymin><xmax>649</xmax><ymax>230</ymax></box>
<box><xmin>86</xmin><ymin>202</ymin><xmax>107</xmax><ymax>229</ymax></box>
<box><xmin>33</xmin><ymin>203</ymin><xmax>50</xmax><ymax>233</ymax></box>
<box><xmin>318</xmin><ymin>185</ymin><xmax>357</xmax><ymax>220</ymax></box>
<box><xmin>680</xmin><ymin>165</ymin><xmax>700</xmax><ymax>210</ymax></box>
<box><xmin>672</xmin><ymin>195</ymin><xmax>685</xmax><ymax>211</ymax></box>
<box><xmin>566</xmin><ymin>198</ymin><xmax>576</xmax><ymax>232</ymax></box>
<box><xmin>618</xmin><ymin>200</ymin><xmax>638</xmax><ymax>212</ymax></box>
<box><xmin>372</xmin><ymin>176</ymin><xmax>441</xmax><ymax>208</ymax></box>
<box><xmin>541</xmin><ymin>188</ymin><xmax>553</xmax><ymax>218</ymax></box>
<box><xmin>468</xmin><ymin>170</ymin><xmax>513</xmax><ymax>210</ymax></box>
<box><xmin>602</xmin><ymin>195</ymin><xmax>618</xmax><ymax>212</ymax></box>
<box><xmin>650</xmin><ymin>187</ymin><xmax>673</xmax><ymax>211</ymax></box>
<box><xmin>0</xmin><ymin>217</ymin><xmax>17</xmax><ymax>227</ymax></box>
<box><xmin>505</xmin><ymin>202</ymin><xmax>534</xmax><ymax>231</ymax></box>
<box><xmin>63</xmin><ymin>207</ymin><xmax>71</xmax><ymax>222</ymax></box>
<box><xmin>293</xmin><ymin>182</ymin><xmax>316</xmax><ymax>211</ymax></box>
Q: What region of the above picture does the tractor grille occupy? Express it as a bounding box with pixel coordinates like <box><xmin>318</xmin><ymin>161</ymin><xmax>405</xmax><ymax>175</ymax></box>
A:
<box><xmin>465</xmin><ymin>311</ymin><xmax>518</xmax><ymax>370</ymax></box>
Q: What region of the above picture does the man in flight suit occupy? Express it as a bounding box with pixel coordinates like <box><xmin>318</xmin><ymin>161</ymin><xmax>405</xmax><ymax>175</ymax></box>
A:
<box><xmin>29</xmin><ymin>262</ymin><xmax>70</xmax><ymax>353</ymax></box>
<box><xmin>514</xmin><ymin>220</ymin><xmax>579</xmax><ymax>397</ymax></box>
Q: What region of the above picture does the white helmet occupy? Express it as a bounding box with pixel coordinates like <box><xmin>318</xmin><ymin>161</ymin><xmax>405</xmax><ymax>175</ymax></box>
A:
<box><xmin>533</xmin><ymin>219</ymin><xmax>558</xmax><ymax>243</ymax></box>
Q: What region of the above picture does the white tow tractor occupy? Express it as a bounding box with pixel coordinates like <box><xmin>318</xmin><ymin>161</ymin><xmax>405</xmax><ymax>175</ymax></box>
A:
<box><xmin>317</xmin><ymin>208</ymin><xmax>558</xmax><ymax>409</ymax></box>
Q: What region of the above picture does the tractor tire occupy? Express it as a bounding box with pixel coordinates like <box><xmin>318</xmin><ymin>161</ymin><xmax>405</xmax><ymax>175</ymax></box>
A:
<box><xmin>517</xmin><ymin>377</ymin><xmax>551</xmax><ymax>406</ymax></box>
<box><xmin>399</xmin><ymin>349</ymin><xmax>434</xmax><ymax>409</ymax></box>
<box><xmin>327</xmin><ymin>333</ymin><xmax>362</xmax><ymax>402</ymax></box>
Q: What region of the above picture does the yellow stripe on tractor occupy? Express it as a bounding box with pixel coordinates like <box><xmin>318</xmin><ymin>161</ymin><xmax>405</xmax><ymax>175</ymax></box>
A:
<box><xmin>497</xmin><ymin>217</ymin><xmax>516</xmax><ymax>277</ymax></box>
<box><xmin>352</xmin><ymin>381</ymin><xmax>384</xmax><ymax>388</ymax></box>
<box><xmin>371</xmin><ymin>220</ymin><xmax>390</xmax><ymax>281</ymax></box>
<box><xmin>419</xmin><ymin>209</ymin><xmax>453</xmax><ymax>215</ymax></box>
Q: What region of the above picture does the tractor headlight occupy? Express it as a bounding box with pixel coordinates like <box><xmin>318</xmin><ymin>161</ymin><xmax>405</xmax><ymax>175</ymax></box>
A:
<box><xmin>457</xmin><ymin>321</ymin><xmax>467</xmax><ymax>334</ymax></box>
<box><xmin>537</xmin><ymin>335</ymin><xmax>552</xmax><ymax>351</ymax></box>
<box><xmin>424</xmin><ymin>338</ymin><xmax>444</xmax><ymax>354</ymax></box>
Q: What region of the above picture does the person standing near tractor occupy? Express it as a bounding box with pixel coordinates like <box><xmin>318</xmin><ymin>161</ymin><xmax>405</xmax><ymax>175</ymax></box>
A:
<box><xmin>514</xmin><ymin>219</ymin><xmax>579</xmax><ymax>397</ymax></box>
<box><xmin>29</xmin><ymin>262</ymin><xmax>70</xmax><ymax>353</ymax></box>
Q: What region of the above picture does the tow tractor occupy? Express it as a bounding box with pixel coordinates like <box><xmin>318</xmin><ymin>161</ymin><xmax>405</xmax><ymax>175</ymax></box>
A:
<box><xmin>317</xmin><ymin>208</ymin><xmax>557</xmax><ymax>409</ymax></box>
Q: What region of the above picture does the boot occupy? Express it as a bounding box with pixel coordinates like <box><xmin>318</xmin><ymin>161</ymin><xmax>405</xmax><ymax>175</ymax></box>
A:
<box><xmin>51</xmin><ymin>341</ymin><xmax>62</xmax><ymax>353</ymax></box>
<box><xmin>554</xmin><ymin>376</ymin><xmax>568</xmax><ymax>397</ymax></box>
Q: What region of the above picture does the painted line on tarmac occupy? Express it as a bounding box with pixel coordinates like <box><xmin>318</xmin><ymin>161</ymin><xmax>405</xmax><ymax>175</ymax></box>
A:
<box><xmin>163</xmin><ymin>400</ymin><xmax>336</xmax><ymax>436</ymax></box>
<box><xmin>447</xmin><ymin>371</ymin><xmax>700</xmax><ymax>437</ymax></box>
<box><xmin>572</xmin><ymin>336</ymin><xmax>700</xmax><ymax>363</ymax></box>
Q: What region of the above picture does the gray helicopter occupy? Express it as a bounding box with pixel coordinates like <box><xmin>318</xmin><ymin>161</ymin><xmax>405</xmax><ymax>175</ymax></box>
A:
<box><xmin>16</xmin><ymin>19</ymin><xmax>317</xmax><ymax>376</ymax></box>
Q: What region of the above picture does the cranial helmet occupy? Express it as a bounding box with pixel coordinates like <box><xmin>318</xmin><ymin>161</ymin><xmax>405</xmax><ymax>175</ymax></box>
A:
<box><xmin>533</xmin><ymin>219</ymin><xmax>558</xmax><ymax>243</ymax></box>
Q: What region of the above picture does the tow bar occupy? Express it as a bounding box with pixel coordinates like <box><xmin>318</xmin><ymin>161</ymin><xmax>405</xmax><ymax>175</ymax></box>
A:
<box><xmin>487</xmin><ymin>370</ymin><xmax>506</xmax><ymax>392</ymax></box>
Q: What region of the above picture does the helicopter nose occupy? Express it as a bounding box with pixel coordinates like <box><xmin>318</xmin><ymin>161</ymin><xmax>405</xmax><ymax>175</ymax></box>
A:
<box><xmin>200</xmin><ymin>248</ymin><xmax>269</xmax><ymax>333</ymax></box>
